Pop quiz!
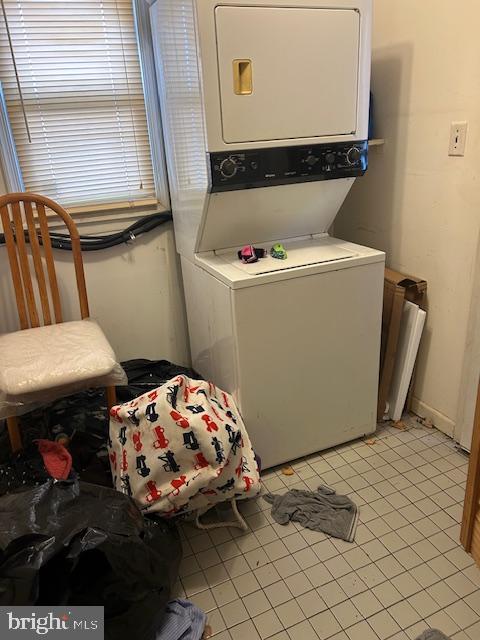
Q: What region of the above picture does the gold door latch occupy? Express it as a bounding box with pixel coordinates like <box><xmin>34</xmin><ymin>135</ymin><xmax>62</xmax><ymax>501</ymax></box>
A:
<box><xmin>232</xmin><ymin>59</ymin><xmax>253</xmax><ymax>95</ymax></box>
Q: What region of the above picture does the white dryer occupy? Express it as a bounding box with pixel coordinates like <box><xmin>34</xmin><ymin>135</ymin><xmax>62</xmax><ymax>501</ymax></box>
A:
<box><xmin>151</xmin><ymin>0</ymin><xmax>384</xmax><ymax>468</ymax></box>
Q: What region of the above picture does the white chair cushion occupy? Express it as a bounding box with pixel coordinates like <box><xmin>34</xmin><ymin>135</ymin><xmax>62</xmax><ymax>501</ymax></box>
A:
<box><xmin>0</xmin><ymin>319</ymin><xmax>127</xmax><ymax>417</ymax></box>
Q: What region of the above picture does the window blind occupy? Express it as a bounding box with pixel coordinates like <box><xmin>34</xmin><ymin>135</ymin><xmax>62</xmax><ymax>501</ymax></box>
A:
<box><xmin>0</xmin><ymin>0</ymin><xmax>156</xmax><ymax>209</ymax></box>
<box><xmin>150</xmin><ymin>0</ymin><xmax>208</xmax><ymax>198</ymax></box>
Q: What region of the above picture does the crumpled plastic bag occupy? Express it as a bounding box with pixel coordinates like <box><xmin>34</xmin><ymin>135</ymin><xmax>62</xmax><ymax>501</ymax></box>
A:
<box><xmin>0</xmin><ymin>479</ymin><xmax>182</xmax><ymax>640</ymax></box>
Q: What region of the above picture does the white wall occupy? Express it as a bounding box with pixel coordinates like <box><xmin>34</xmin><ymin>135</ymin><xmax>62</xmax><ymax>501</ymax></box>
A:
<box><xmin>335</xmin><ymin>0</ymin><xmax>480</xmax><ymax>436</ymax></box>
<box><xmin>0</xmin><ymin>170</ymin><xmax>190</xmax><ymax>366</ymax></box>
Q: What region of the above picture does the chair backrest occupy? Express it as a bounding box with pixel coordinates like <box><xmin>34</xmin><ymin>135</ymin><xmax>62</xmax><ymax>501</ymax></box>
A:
<box><xmin>0</xmin><ymin>192</ymin><xmax>89</xmax><ymax>329</ymax></box>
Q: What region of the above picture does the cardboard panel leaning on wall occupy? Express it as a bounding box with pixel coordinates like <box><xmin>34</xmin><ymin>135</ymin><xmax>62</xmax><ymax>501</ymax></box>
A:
<box><xmin>0</xmin><ymin>181</ymin><xmax>190</xmax><ymax>365</ymax></box>
<box><xmin>377</xmin><ymin>268</ymin><xmax>427</xmax><ymax>421</ymax></box>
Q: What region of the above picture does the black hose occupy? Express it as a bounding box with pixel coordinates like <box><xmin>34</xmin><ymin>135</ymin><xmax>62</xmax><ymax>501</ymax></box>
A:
<box><xmin>0</xmin><ymin>211</ymin><xmax>173</xmax><ymax>251</ymax></box>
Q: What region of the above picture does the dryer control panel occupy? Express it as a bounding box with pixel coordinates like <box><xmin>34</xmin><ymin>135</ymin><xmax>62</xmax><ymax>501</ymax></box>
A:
<box><xmin>209</xmin><ymin>141</ymin><xmax>368</xmax><ymax>192</ymax></box>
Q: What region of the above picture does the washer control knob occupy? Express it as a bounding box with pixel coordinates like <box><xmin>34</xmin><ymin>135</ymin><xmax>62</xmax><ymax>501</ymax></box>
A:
<box><xmin>346</xmin><ymin>146</ymin><xmax>361</xmax><ymax>165</ymax></box>
<box><xmin>220</xmin><ymin>157</ymin><xmax>238</xmax><ymax>178</ymax></box>
<box><xmin>325</xmin><ymin>152</ymin><xmax>336</xmax><ymax>165</ymax></box>
<box><xmin>305</xmin><ymin>154</ymin><xmax>318</xmax><ymax>167</ymax></box>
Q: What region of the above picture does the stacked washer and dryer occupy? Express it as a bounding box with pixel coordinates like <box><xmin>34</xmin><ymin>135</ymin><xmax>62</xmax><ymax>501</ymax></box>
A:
<box><xmin>150</xmin><ymin>0</ymin><xmax>384</xmax><ymax>469</ymax></box>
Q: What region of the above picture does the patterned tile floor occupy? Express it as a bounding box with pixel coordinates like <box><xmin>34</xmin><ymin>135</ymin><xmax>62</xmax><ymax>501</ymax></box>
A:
<box><xmin>174</xmin><ymin>416</ymin><xmax>480</xmax><ymax>640</ymax></box>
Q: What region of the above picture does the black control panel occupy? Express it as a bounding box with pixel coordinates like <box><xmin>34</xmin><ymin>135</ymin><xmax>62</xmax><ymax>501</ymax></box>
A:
<box><xmin>209</xmin><ymin>141</ymin><xmax>368</xmax><ymax>192</ymax></box>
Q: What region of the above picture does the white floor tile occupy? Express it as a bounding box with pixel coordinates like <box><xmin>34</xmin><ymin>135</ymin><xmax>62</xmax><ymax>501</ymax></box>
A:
<box><xmin>375</xmin><ymin>556</ymin><xmax>405</xmax><ymax>580</ymax></box>
<box><xmin>381</xmin><ymin>532</ymin><xmax>408</xmax><ymax>553</ymax></box>
<box><xmin>204</xmin><ymin>563</ymin><xmax>230</xmax><ymax>588</ymax></box>
<box><xmin>356</xmin><ymin>563</ymin><xmax>387</xmax><ymax>589</ymax></box>
<box><xmin>243</xmin><ymin>590</ymin><xmax>272</xmax><ymax>617</ymax></box>
<box><xmin>264</xmin><ymin>580</ymin><xmax>293</xmax><ymax>607</ymax></box>
<box><xmin>264</xmin><ymin>539</ymin><xmax>290</xmax><ymax>562</ymax></box>
<box><xmin>446</xmin><ymin>572</ymin><xmax>478</xmax><ymax>598</ymax></box>
<box><xmin>313</xmin><ymin>539</ymin><xmax>340</xmax><ymax>562</ymax></box>
<box><xmin>345</xmin><ymin>620</ymin><xmax>379</xmax><ymax>640</ymax></box>
<box><xmin>253</xmin><ymin>610</ymin><xmax>284</xmax><ymax>639</ymax></box>
<box><xmin>465</xmin><ymin>590</ymin><xmax>480</xmax><ymax>616</ymax></box>
<box><xmin>190</xmin><ymin>588</ymin><xmax>217</xmax><ymax>612</ymax></box>
<box><xmin>409</xmin><ymin>563</ymin><xmax>439</xmax><ymax>589</ymax></box>
<box><xmin>182</xmin><ymin>571</ymin><xmax>209</xmax><ymax>596</ymax></box>
<box><xmin>324</xmin><ymin>556</ymin><xmax>352</xmax><ymax>579</ymax></box>
<box><xmin>466</xmin><ymin>620</ymin><xmax>480</xmax><ymax>640</ymax></box>
<box><xmin>235</xmin><ymin>571</ymin><xmax>262</xmax><ymax>596</ymax></box>
<box><xmin>427</xmin><ymin>555</ymin><xmax>458</xmax><ymax>579</ymax></box>
<box><xmin>310</xmin><ymin>610</ymin><xmax>342</xmax><ymax>639</ymax></box>
<box><xmin>391</xmin><ymin>572</ymin><xmax>422</xmax><ymax>598</ymax></box>
<box><xmin>245</xmin><ymin>547</ymin><xmax>271</xmax><ymax>570</ymax></box>
<box><xmin>272</xmin><ymin>556</ymin><xmax>301</xmax><ymax>579</ymax></box>
<box><xmin>343</xmin><ymin>547</ymin><xmax>371</xmax><ymax>571</ymax></box>
<box><xmin>283</xmin><ymin>532</ymin><xmax>309</xmax><ymax>553</ymax></box>
<box><xmin>395</xmin><ymin>547</ymin><xmax>423</xmax><ymax>571</ymax></box>
<box><xmin>284</xmin><ymin>572</ymin><xmax>314</xmax><ymax>597</ymax></box>
<box><xmin>316</xmin><ymin>582</ymin><xmax>348</xmax><ymax>609</ymax></box>
<box><xmin>427</xmin><ymin>580</ymin><xmax>459</xmax><ymax>608</ymax></box>
<box><xmin>372</xmin><ymin>581</ymin><xmax>403</xmax><ymax>608</ymax></box>
<box><xmin>425</xmin><ymin>610</ymin><xmax>460</xmax><ymax>637</ymax></box>
<box><xmin>212</xmin><ymin>580</ymin><xmax>238</xmax><ymax>607</ymax></box>
<box><xmin>297</xmin><ymin>590</ymin><xmax>328</xmax><ymax>618</ymax></box>
<box><xmin>337</xmin><ymin>572</ymin><xmax>368</xmax><ymax>597</ymax></box>
<box><xmin>305</xmin><ymin>563</ymin><xmax>334</xmax><ymax>587</ymax></box>
<box><xmin>221</xmin><ymin>601</ymin><xmax>250</xmax><ymax>627</ymax></box>
<box><xmin>445</xmin><ymin>600</ymin><xmax>479</xmax><ymax>630</ymax></box>
<box><xmin>330</xmin><ymin>600</ymin><xmax>363</xmax><ymax>629</ymax></box>
<box><xmin>361</xmin><ymin>539</ymin><xmax>391</xmax><ymax>563</ymax></box>
<box><xmin>293</xmin><ymin>547</ymin><xmax>321</xmax><ymax>569</ymax></box>
<box><xmin>230</xmin><ymin>620</ymin><xmax>261</xmax><ymax>640</ymax></box>
<box><xmin>368</xmin><ymin>610</ymin><xmax>401</xmax><ymax>640</ymax></box>
<box><xmin>276</xmin><ymin>600</ymin><xmax>306</xmax><ymax>628</ymax></box>
<box><xmin>287</xmin><ymin>620</ymin><xmax>320</xmax><ymax>640</ymax></box>
<box><xmin>254</xmin><ymin>564</ymin><xmax>282</xmax><ymax>588</ymax></box>
<box><xmin>351</xmin><ymin>590</ymin><xmax>383</xmax><ymax>618</ymax></box>
<box><xmin>198</xmin><ymin>548</ymin><xmax>222</xmax><ymax>569</ymax></box>
<box><xmin>208</xmin><ymin>608</ymin><xmax>227</xmax><ymax>635</ymax></box>
<box><xmin>406</xmin><ymin>590</ymin><xmax>440</xmax><ymax>617</ymax></box>
<box><xmin>255</xmin><ymin>526</ymin><xmax>280</xmax><ymax>546</ymax></box>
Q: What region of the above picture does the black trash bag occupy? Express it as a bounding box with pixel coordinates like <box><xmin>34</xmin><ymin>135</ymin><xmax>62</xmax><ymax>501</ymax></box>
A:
<box><xmin>0</xmin><ymin>360</ymin><xmax>200</xmax><ymax>455</ymax></box>
<box><xmin>0</xmin><ymin>479</ymin><xmax>182</xmax><ymax>640</ymax></box>
<box><xmin>117</xmin><ymin>359</ymin><xmax>199</xmax><ymax>402</ymax></box>
<box><xmin>0</xmin><ymin>359</ymin><xmax>200</xmax><ymax>470</ymax></box>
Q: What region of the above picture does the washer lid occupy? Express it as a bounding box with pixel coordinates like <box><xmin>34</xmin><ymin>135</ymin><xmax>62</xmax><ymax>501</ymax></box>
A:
<box><xmin>225</xmin><ymin>236</ymin><xmax>356</xmax><ymax>275</ymax></box>
<box><xmin>194</xmin><ymin>235</ymin><xmax>385</xmax><ymax>289</ymax></box>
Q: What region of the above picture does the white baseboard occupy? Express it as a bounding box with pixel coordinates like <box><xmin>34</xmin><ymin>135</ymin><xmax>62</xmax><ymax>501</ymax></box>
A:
<box><xmin>410</xmin><ymin>397</ymin><xmax>455</xmax><ymax>437</ymax></box>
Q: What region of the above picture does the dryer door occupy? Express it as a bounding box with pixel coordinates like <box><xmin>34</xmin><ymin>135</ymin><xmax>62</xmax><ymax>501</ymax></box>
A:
<box><xmin>215</xmin><ymin>6</ymin><xmax>360</xmax><ymax>144</ymax></box>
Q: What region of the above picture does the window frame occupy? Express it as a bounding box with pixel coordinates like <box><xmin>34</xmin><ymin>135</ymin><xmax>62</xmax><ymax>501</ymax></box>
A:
<box><xmin>0</xmin><ymin>0</ymin><xmax>170</xmax><ymax>220</ymax></box>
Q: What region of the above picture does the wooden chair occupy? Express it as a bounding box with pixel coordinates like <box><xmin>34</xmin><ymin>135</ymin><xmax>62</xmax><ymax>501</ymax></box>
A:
<box><xmin>0</xmin><ymin>192</ymin><xmax>120</xmax><ymax>452</ymax></box>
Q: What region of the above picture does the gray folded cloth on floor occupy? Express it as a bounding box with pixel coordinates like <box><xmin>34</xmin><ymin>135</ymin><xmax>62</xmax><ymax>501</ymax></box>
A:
<box><xmin>415</xmin><ymin>631</ymin><xmax>451</xmax><ymax>640</ymax></box>
<box><xmin>263</xmin><ymin>485</ymin><xmax>359</xmax><ymax>542</ymax></box>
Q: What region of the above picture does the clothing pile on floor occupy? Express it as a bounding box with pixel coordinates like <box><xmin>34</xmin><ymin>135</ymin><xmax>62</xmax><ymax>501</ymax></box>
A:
<box><xmin>264</xmin><ymin>484</ymin><xmax>359</xmax><ymax>542</ymax></box>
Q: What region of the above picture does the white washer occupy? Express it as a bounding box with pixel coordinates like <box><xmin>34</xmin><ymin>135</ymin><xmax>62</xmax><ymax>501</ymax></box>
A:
<box><xmin>182</xmin><ymin>235</ymin><xmax>384</xmax><ymax>469</ymax></box>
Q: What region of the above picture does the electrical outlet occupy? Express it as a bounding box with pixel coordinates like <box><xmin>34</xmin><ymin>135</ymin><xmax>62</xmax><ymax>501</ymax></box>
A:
<box><xmin>449</xmin><ymin>121</ymin><xmax>468</xmax><ymax>156</ymax></box>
